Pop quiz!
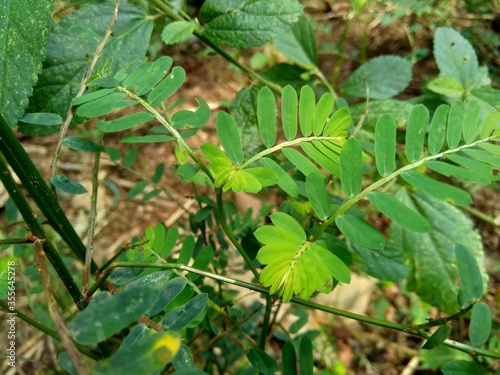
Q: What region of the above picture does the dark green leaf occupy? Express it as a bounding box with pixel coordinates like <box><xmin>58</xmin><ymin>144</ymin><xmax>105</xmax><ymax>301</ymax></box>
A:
<box><xmin>178</xmin><ymin>163</ymin><xmax>200</xmax><ymax>180</ymax></box>
<box><xmin>51</xmin><ymin>174</ymin><xmax>87</xmax><ymax>195</ymax></box>
<box><xmin>336</xmin><ymin>215</ymin><xmax>385</xmax><ymax>249</ymax></box>
<box><xmin>261</xmin><ymin>63</ymin><xmax>315</xmax><ymax>91</ymax></box>
<box><xmin>124</xmin><ymin>146</ymin><xmax>138</xmax><ymax>168</ymax></box>
<box><xmin>152</xmin><ymin>163</ymin><xmax>165</xmax><ymax>184</ymax></box>
<box><xmin>177</xmin><ymin>235</ymin><xmax>194</xmax><ymax>265</ymax></box>
<box><xmin>441</xmin><ymin>360</ymin><xmax>487</xmax><ymax>375</ymax></box>
<box><xmin>299</xmin><ymin>85</ymin><xmax>315</xmax><ymax>136</ymax></box>
<box><xmin>306</xmin><ymin>172</ymin><xmax>331</xmax><ymax>220</ymax></box>
<box><xmin>200</xmin><ymin>0</ymin><xmax>304</xmax><ymax>48</ymax></box>
<box><xmin>341</xmin><ymin>56</ymin><xmax>412</xmax><ymax>99</ymax></box>
<box><xmin>273</xmin><ymin>15</ymin><xmax>317</xmax><ymax>67</ymax></box>
<box><xmin>428</xmin><ymin>104</ymin><xmax>449</xmax><ymax>155</ymax></box>
<box><xmin>148</xmin><ymin>278</ymin><xmax>187</xmax><ymax>316</ymax></box>
<box><xmin>447</xmin><ymin>101</ymin><xmax>465</xmax><ymax>148</ymax></box>
<box><xmin>0</xmin><ymin>0</ymin><xmax>53</xmax><ymax>127</ymax></box>
<box><xmin>69</xmin><ymin>288</ymin><xmax>158</xmax><ymax>345</ymax></box>
<box><xmin>120</xmin><ymin>135</ymin><xmax>174</xmax><ymax>143</ymax></box>
<box><xmin>162</xmin><ymin>21</ymin><xmax>195</xmax><ymax>45</ymax></box>
<box><xmin>63</xmin><ymin>136</ymin><xmax>104</xmax><ymax>153</ymax></box>
<box><xmin>127</xmin><ymin>181</ymin><xmax>148</xmax><ymax>199</ymax></box>
<box><xmin>172</xmin><ymin>345</ymin><xmax>196</xmax><ymax>371</ymax></box>
<box><xmin>106</xmin><ymin>146</ymin><xmax>121</xmax><ymax>161</ymax></box>
<box><xmin>462</xmin><ymin>148</ymin><xmax>500</xmax><ymax>167</ymax></box>
<box><xmin>462</xmin><ymin>99</ymin><xmax>480</xmax><ymax>144</ymax></box>
<box><xmin>455</xmin><ymin>244</ymin><xmax>483</xmax><ymax>308</ymax></box>
<box><xmin>141</xmin><ymin>189</ymin><xmax>161</xmax><ymax>202</ymax></box>
<box><xmin>298</xmin><ymin>335</ymin><xmax>313</xmax><ymax>375</ymax></box>
<box><xmin>162</xmin><ymin>293</ymin><xmax>208</xmax><ymax>331</ymax></box>
<box><xmin>257</xmin><ymin>86</ymin><xmax>277</xmax><ymax>147</ymax></box>
<box><xmin>340</xmin><ymin>138</ymin><xmax>362</xmax><ymax>197</ymax></box>
<box><xmin>479</xmin><ymin>109</ymin><xmax>500</xmax><ymax>139</ymax></box>
<box><xmin>375</xmin><ymin>114</ymin><xmax>396</xmax><ymax>176</ymax></box>
<box><xmin>446</xmin><ymin>154</ymin><xmax>493</xmax><ymax>177</ymax></box>
<box><xmin>134</xmin><ymin>56</ymin><xmax>173</xmax><ymax>96</ymax></box>
<box><xmin>216</xmin><ymin>112</ymin><xmax>244</xmax><ymax>164</ymax></box>
<box><xmin>422</xmin><ymin>325</ymin><xmax>451</xmax><ymax>349</ymax></box>
<box><xmin>282</xmin><ymin>85</ymin><xmax>298</xmax><ymax>140</ymax></box>
<box><xmin>350</xmin><ymin>100</ymin><xmax>412</xmax><ymax>130</ymax></box>
<box><xmin>261</xmin><ymin>157</ymin><xmax>298</xmax><ymax>197</ymax></box>
<box><xmin>282</xmin><ymin>341</ymin><xmax>297</xmax><ymax>375</ymax></box>
<box><xmin>367</xmin><ymin>191</ymin><xmax>430</xmax><ymax>232</ymax></box>
<box><xmin>148</xmin><ymin>66</ymin><xmax>186</xmax><ymax>106</ymax></box>
<box><xmin>405</xmin><ymin>104</ymin><xmax>429</xmax><ymax>162</ymax></box>
<box><xmin>469</xmin><ymin>302</ymin><xmax>492</xmax><ymax>347</ymax></box>
<box><xmin>20</xmin><ymin>113</ymin><xmax>63</xmax><ymax>126</ymax></box>
<box><xmin>248</xmin><ymin>348</ymin><xmax>280</xmax><ymax>374</ymax></box>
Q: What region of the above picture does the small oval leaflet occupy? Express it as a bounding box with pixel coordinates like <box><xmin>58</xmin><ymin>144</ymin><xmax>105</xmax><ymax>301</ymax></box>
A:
<box><xmin>422</xmin><ymin>324</ymin><xmax>451</xmax><ymax>350</ymax></box>
<box><xmin>51</xmin><ymin>174</ymin><xmax>87</xmax><ymax>195</ymax></box>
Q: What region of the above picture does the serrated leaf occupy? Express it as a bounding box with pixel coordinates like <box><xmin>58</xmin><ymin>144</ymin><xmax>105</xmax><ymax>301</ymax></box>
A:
<box><xmin>447</xmin><ymin>101</ymin><xmax>465</xmax><ymax>148</ymax></box>
<box><xmin>306</xmin><ymin>172</ymin><xmax>331</xmax><ymax>220</ymax></box>
<box><xmin>283</xmin><ymin>147</ymin><xmax>324</xmax><ymax>177</ymax></box>
<box><xmin>261</xmin><ymin>158</ymin><xmax>298</xmax><ymax>197</ymax></box>
<box><xmin>148</xmin><ymin>66</ymin><xmax>186</xmax><ymax>106</ymax></box>
<box><xmin>98</xmin><ymin>112</ymin><xmax>155</xmax><ymax>133</ymax></box>
<box><xmin>462</xmin><ymin>99</ymin><xmax>480</xmax><ymax>144</ymax></box>
<box><xmin>161</xmin><ymin>21</ymin><xmax>195</xmax><ymax>45</ymax></box>
<box><xmin>335</xmin><ymin>215</ymin><xmax>385</xmax><ymax>249</ymax></box>
<box><xmin>200</xmin><ymin>0</ymin><xmax>304</xmax><ymax>48</ymax></box>
<box><xmin>0</xmin><ymin>0</ymin><xmax>53</xmax><ymax>127</ymax></box>
<box><xmin>434</xmin><ymin>27</ymin><xmax>478</xmax><ymax>87</ymax></box>
<box><xmin>77</xmin><ymin>93</ymin><xmax>137</xmax><ymax>118</ymax></box>
<box><xmin>63</xmin><ymin>136</ymin><xmax>104</xmax><ymax>153</ymax></box>
<box><xmin>441</xmin><ymin>360</ymin><xmax>487</xmax><ymax>375</ymax></box>
<box><xmin>69</xmin><ymin>288</ymin><xmax>158</xmax><ymax>345</ymax></box>
<box><xmin>216</xmin><ymin>112</ymin><xmax>244</xmax><ymax>164</ymax></box>
<box><xmin>273</xmin><ymin>15</ymin><xmax>317</xmax><ymax>67</ymax></box>
<box><xmin>257</xmin><ymin>86</ymin><xmax>277</xmax><ymax>147</ymax></box>
<box><xmin>390</xmin><ymin>190</ymin><xmax>487</xmax><ymax>313</ymax></box>
<box><xmin>427</xmin><ymin>76</ymin><xmax>464</xmax><ymax>98</ymax></box>
<box><xmin>455</xmin><ymin>244</ymin><xmax>483</xmax><ymax>308</ymax></box>
<box><xmin>51</xmin><ymin>174</ymin><xmax>87</xmax><ymax>195</ymax></box>
<box><xmin>428</xmin><ymin>104</ymin><xmax>449</xmax><ymax>155</ymax></box>
<box><xmin>299</xmin><ymin>85</ymin><xmax>315</xmax><ymax>136</ymax></box>
<box><xmin>340</xmin><ymin>138</ymin><xmax>362</xmax><ymax>197</ymax></box>
<box><xmin>422</xmin><ymin>325</ymin><xmax>451</xmax><ymax>350</ymax></box>
<box><xmin>161</xmin><ymin>293</ymin><xmax>208</xmax><ymax>331</ymax></box>
<box><xmin>375</xmin><ymin>114</ymin><xmax>396</xmax><ymax>176</ymax></box>
<box><xmin>469</xmin><ymin>302</ymin><xmax>492</xmax><ymax>347</ymax></box>
<box><xmin>282</xmin><ymin>85</ymin><xmax>298</xmax><ymax>140</ymax></box>
<box><xmin>341</xmin><ymin>56</ymin><xmax>412</xmax><ymax>99</ymax></box>
<box><xmin>20</xmin><ymin>113</ymin><xmax>63</xmax><ymax>126</ymax></box>
<box><xmin>313</xmin><ymin>92</ymin><xmax>334</xmax><ymax>135</ymax></box>
<box><xmin>400</xmin><ymin>171</ymin><xmax>472</xmax><ymax>205</ymax></box>
<box><xmin>367</xmin><ymin>191</ymin><xmax>430</xmax><ymax>232</ymax></box>
<box><xmin>405</xmin><ymin>104</ymin><xmax>429</xmax><ymax>162</ymax></box>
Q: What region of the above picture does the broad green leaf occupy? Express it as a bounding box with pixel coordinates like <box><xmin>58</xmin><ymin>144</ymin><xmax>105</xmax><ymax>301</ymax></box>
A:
<box><xmin>230</xmin><ymin>169</ymin><xmax>263</xmax><ymax>193</ymax></box>
<box><xmin>299</xmin><ymin>85</ymin><xmax>315</xmax><ymax>136</ymax></box>
<box><xmin>148</xmin><ymin>66</ymin><xmax>186</xmax><ymax>106</ymax></box>
<box><xmin>425</xmin><ymin>160</ymin><xmax>490</xmax><ymax>185</ymax></box>
<box><xmin>469</xmin><ymin>302</ymin><xmax>492</xmax><ymax>347</ymax></box>
<box><xmin>257</xmin><ymin>86</ymin><xmax>277</xmax><ymax>147</ymax></box>
<box><xmin>162</xmin><ymin>293</ymin><xmax>208</xmax><ymax>331</ymax></box>
<box><xmin>311</xmin><ymin>244</ymin><xmax>351</xmax><ymax>283</ymax></box>
<box><xmin>71</xmin><ymin>88</ymin><xmax>115</xmax><ymax>106</ymax></box>
<box><xmin>335</xmin><ymin>215</ymin><xmax>385</xmax><ymax>249</ymax></box>
<box><xmin>462</xmin><ymin>99</ymin><xmax>480</xmax><ymax>143</ymax></box>
<box><xmin>230</xmin><ymin>86</ymin><xmax>260</xmax><ymax>159</ymax></box>
<box><xmin>455</xmin><ymin>244</ymin><xmax>483</xmax><ymax>308</ymax></box>
<box><xmin>422</xmin><ymin>325</ymin><xmax>451</xmax><ymax>350</ymax></box>
<box><xmin>201</xmin><ymin>142</ymin><xmax>230</xmax><ymax>163</ymax></box>
<box><xmin>441</xmin><ymin>360</ymin><xmax>487</xmax><ymax>375</ymax></box>
<box><xmin>51</xmin><ymin>174</ymin><xmax>87</xmax><ymax>195</ymax></box>
<box><xmin>77</xmin><ymin>93</ymin><xmax>137</xmax><ymax>118</ymax></box>
<box><xmin>367</xmin><ymin>191</ymin><xmax>430</xmax><ymax>232</ymax></box>
<box><xmin>283</xmin><ymin>147</ymin><xmax>324</xmax><ymax>177</ymax></box>
<box><xmin>215</xmin><ymin>112</ymin><xmax>244</xmax><ymax>164</ymax></box>
<box><xmin>98</xmin><ymin>111</ymin><xmax>154</xmax><ymax>133</ymax></box>
<box><xmin>273</xmin><ymin>15</ymin><xmax>317</xmax><ymax>67</ymax></box>
<box><xmin>120</xmin><ymin>135</ymin><xmax>174</xmax><ymax>143</ymax></box>
<box><xmin>161</xmin><ymin>21</ymin><xmax>195</xmax><ymax>45</ymax></box>
<box><xmin>20</xmin><ymin>113</ymin><xmax>62</xmax><ymax>126</ymax></box>
<box><xmin>178</xmin><ymin>163</ymin><xmax>199</xmax><ymax>180</ymax></box>
<box><xmin>299</xmin><ymin>336</ymin><xmax>313</xmax><ymax>375</ymax></box>
<box><xmin>340</xmin><ymin>138</ymin><xmax>362</xmax><ymax>197</ymax></box>
<box><xmin>313</xmin><ymin>92</ymin><xmax>334</xmax><ymax>135</ymax></box>
<box><xmin>434</xmin><ymin>27</ymin><xmax>478</xmax><ymax>87</ymax></box>
<box><xmin>400</xmin><ymin>171</ymin><xmax>472</xmax><ymax>205</ymax></box>
<box><xmin>29</xmin><ymin>4</ymin><xmax>153</xmax><ymax>135</ymax></box>
<box><xmin>427</xmin><ymin>76</ymin><xmax>464</xmax><ymax>98</ymax></box>
<box><xmin>428</xmin><ymin>104</ymin><xmax>449</xmax><ymax>155</ymax></box>
<box><xmin>63</xmin><ymin>136</ymin><xmax>104</xmax><ymax>153</ymax></box>
<box><xmin>281</xmin><ymin>85</ymin><xmax>298</xmax><ymax>140</ymax></box>
<box><xmin>405</xmin><ymin>104</ymin><xmax>429</xmax><ymax>162</ymax></box>
<box><xmin>301</xmin><ymin>142</ymin><xmax>340</xmax><ymax>176</ymax></box>
<box><xmin>248</xmin><ymin>348</ymin><xmax>280</xmax><ymax>374</ymax></box>
<box><xmin>341</xmin><ymin>56</ymin><xmax>412</xmax><ymax>99</ymax></box>
<box><xmin>0</xmin><ymin>0</ymin><xmax>52</xmax><ymax>127</ymax></box>
<box><xmin>172</xmin><ymin>98</ymin><xmax>211</xmax><ymax>128</ymax></box>
<box><xmin>447</xmin><ymin>101</ymin><xmax>465</xmax><ymax>148</ymax></box>
<box><xmin>69</xmin><ymin>288</ymin><xmax>158</xmax><ymax>345</ymax></box>
<box><xmin>306</xmin><ymin>172</ymin><xmax>332</xmax><ymax>220</ymax></box>
<box><xmin>199</xmin><ymin>0</ymin><xmax>304</xmax><ymax>48</ymax></box>
<box><xmin>390</xmin><ymin>190</ymin><xmax>486</xmax><ymax>313</ymax></box>
<box><xmin>479</xmin><ymin>109</ymin><xmax>500</xmax><ymax>139</ymax></box>
<box><xmin>261</xmin><ymin>157</ymin><xmax>298</xmax><ymax>197</ymax></box>
<box><xmin>282</xmin><ymin>341</ymin><xmax>297</xmax><ymax>375</ymax></box>
<box><xmin>375</xmin><ymin>114</ymin><xmax>396</xmax><ymax>176</ymax></box>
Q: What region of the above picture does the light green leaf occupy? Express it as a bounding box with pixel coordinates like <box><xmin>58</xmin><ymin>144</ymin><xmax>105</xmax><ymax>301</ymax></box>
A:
<box><xmin>340</xmin><ymin>138</ymin><xmax>362</xmax><ymax>197</ymax></box>
<box><xmin>313</xmin><ymin>92</ymin><xmax>334</xmax><ymax>136</ymax></box>
<box><xmin>301</xmin><ymin>142</ymin><xmax>340</xmax><ymax>176</ymax></box>
<box><xmin>215</xmin><ymin>112</ymin><xmax>244</xmax><ymax>164</ymax></box>
<box><xmin>20</xmin><ymin>113</ymin><xmax>63</xmax><ymax>126</ymax></box>
<box><xmin>199</xmin><ymin>0</ymin><xmax>304</xmax><ymax>48</ymax></box>
<box><xmin>425</xmin><ymin>160</ymin><xmax>490</xmax><ymax>185</ymax></box>
<box><xmin>306</xmin><ymin>172</ymin><xmax>331</xmax><ymax>220</ymax></box>
<box><xmin>261</xmin><ymin>157</ymin><xmax>298</xmax><ymax>197</ymax></box>
<box><xmin>97</xmin><ymin>112</ymin><xmax>154</xmax><ymax>133</ymax></box>
<box><xmin>341</xmin><ymin>55</ymin><xmax>412</xmax><ymax>99</ymax></box>
<box><xmin>161</xmin><ymin>293</ymin><xmax>208</xmax><ymax>331</ymax></box>
<box><xmin>63</xmin><ymin>136</ymin><xmax>104</xmax><ymax>153</ymax></box>
<box><xmin>162</xmin><ymin>21</ymin><xmax>195</xmax><ymax>45</ymax></box>
<box><xmin>335</xmin><ymin>215</ymin><xmax>385</xmax><ymax>249</ymax></box>
<box><xmin>469</xmin><ymin>302</ymin><xmax>492</xmax><ymax>347</ymax></box>
<box><xmin>283</xmin><ymin>147</ymin><xmax>324</xmax><ymax>177</ymax></box>
<box><xmin>447</xmin><ymin>101</ymin><xmax>465</xmax><ymax>148</ymax></box>
<box><xmin>434</xmin><ymin>27</ymin><xmax>478</xmax><ymax>87</ymax></box>
<box><xmin>172</xmin><ymin>98</ymin><xmax>211</xmax><ymax>128</ymax></box>
<box><xmin>323</xmin><ymin>107</ymin><xmax>351</xmax><ymax>137</ymax></box>
<box><xmin>405</xmin><ymin>104</ymin><xmax>429</xmax><ymax>162</ymax></box>
<box><xmin>51</xmin><ymin>174</ymin><xmax>87</xmax><ymax>195</ymax></box>
<box><xmin>422</xmin><ymin>325</ymin><xmax>451</xmax><ymax>350</ymax></box>
<box><xmin>441</xmin><ymin>360</ymin><xmax>487</xmax><ymax>375</ymax></box>
<box><xmin>299</xmin><ymin>85</ymin><xmax>315</xmax><ymax>136</ymax></box>
<box><xmin>269</xmin><ymin>212</ymin><xmax>306</xmax><ymax>241</ymax></box>
<box><xmin>375</xmin><ymin>114</ymin><xmax>396</xmax><ymax>176</ymax></box>
<box><xmin>71</xmin><ymin>89</ymin><xmax>115</xmax><ymax>106</ymax></box>
<box><xmin>455</xmin><ymin>244</ymin><xmax>484</xmax><ymax>308</ymax></box>
<box><xmin>479</xmin><ymin>109</ymin><xmax>500</xmax><ymax>139</ymax></box>
<box><xmin>350</xmin><ymin>100</ymin><xmax>412</xmax><ymax>130</ymax></box>
<box><xmin>427</xmin><ymin>76</ymin><xmax>464</xmax><ymax>98</ymax></box>
<box><xmin>282</xmin><ymin>85</ymin><xmax>298</xmax><ymax>140</ymax></box>
<box><xmin>0</xmin><ymin>0</ymin><xmax>53</xmax><ymax>127</ymax></box>
<box><xmin>148</xmin><ymin>66</ymin><xmax>186</xmax><ymax>106</ymax></box>
<box><xmin>273</xmin><ymin>15</ymin><xmax>317</xmax><ymax>67</ymax></box>
<box><xmin>245</xmin><ymin>167</ymin><xmax>278</xmax><ymax>187</ymax></box>
<box><xmin>428</xmin><ymin>104</ymin><xmax>449</xmax><ymax>155</ymax></box>
<box><xmin>257</xmin><ymin>86</ymin><xmax>277</xmax><ymax>147</ymax></box>
<box><xmin>368</xmin><ymin>191</ymin><xmax>430</xmax><ymax>232</ymax></box>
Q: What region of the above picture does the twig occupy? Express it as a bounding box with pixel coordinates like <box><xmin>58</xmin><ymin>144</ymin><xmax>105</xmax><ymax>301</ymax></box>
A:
<box><xmin>50</xmin><ymin>0</ymin><xmax>121</xmax><ymax>180</ymax></box>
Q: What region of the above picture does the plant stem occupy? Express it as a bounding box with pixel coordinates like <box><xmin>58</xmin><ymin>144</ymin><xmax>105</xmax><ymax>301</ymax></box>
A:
<box><xmin>0</xmin><ymin>154</ymin><xmax>87</xmax><ymax>311</ymax></box>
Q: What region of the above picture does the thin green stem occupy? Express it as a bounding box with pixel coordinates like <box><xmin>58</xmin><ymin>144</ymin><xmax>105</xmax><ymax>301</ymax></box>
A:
<box><xmin>415</xmin><ymin>304</ymin><xmax>474</xmax><ymax>329</ymax></box>
<box><xmin>460</xmin><ymin>204</ymin><xmax>500</xmax><ymax>228</ymax></box>
<box><xmin>0</xmin><ymin>238</ymin><xmax>33</xmax><ymax>244</ymax></box>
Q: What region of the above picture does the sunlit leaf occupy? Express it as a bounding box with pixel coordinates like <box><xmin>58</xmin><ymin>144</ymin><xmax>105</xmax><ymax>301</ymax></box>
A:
<box><xmin>469</xmin><ymin>302</ymin><xmax>492</xmax><ymax>347</ymax></box>
<box><xmin>162</xmin><ymin>21</ymin><xmax>195</xmax><ymax>45</ymax></box>
<box><xmin>306</xmin><ymin>172</ymin><xmax>331</xmax><ymax>220</ymax></box>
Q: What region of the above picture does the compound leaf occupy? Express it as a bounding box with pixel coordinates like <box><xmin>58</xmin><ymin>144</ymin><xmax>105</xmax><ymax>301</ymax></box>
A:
<box><xmin>462</xmin><ymin>99</ymin><xmax>480</xmax><ymax>144</ymax></box>
<box><xmin>313</xmin><ymin>92</ymin><xmax>334</xmax><ymax>136</ymax></box>
<box><xmin>97</xmin><ymin>112</ymin><xmax>154</xmax><ymax>133</ymax></box>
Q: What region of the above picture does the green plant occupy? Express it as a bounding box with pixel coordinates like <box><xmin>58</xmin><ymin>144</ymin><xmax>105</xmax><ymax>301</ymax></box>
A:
<box><xmin>1</xmin><ymin>1</ymin><xmax>499</xmax><ymax>374</ymax></box>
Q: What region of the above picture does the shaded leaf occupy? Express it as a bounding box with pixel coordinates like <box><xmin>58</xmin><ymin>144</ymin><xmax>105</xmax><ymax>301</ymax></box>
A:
<box><xmin>172</xmin><ymin>98</ymin><xmax>211</xmax><ymax>128</ymax></box>
<box><xmin>299</xmin><ymin>335</ymin><xmax>313</xmax><ymax>375</ymax></box>
<box><xmin>455</xmin><ymin>244</ymin><xmax>483</xmax><ymax>308</ymax></box>
<box><xmin>63</xmin><ymin>136</ymin><xmax>104</xmax><ymax>153</ymax></box>
<box><xmin>422</xmin><ymin>325</ymin><xmax>451</xmax><ymax>350</ymax></box>
<box><xmin>441</xmin><ymin>360</ymin><xmax>487</xmax><ymax>375</ymax></box>
<box><xmin>257</xmin><ymin>86</ymin><xmax>277</xmax><ymax>147</ymax></box>
<box><xmin>273</xmin><ymin>15</ymin><xmax>317</xmax><ymax>67</ymax></box>
<box><xmin>20</xmin><ymin>113</ymin><xmax>62</xmax><ymax>126</ymax></box>
<box><xmin>340</xmin><ymin>138</ymin><xmax>362</xmax><ymax>197</ymax></box>
<box><xmin>469</xmin><ymin>302</ymin><xmax>492</xmax><ymax>347</ymax></box>
<box><xmin>375</xmin><ymin>114</ymin><xmax>396</xmax><ymax>176</ymax></box>
<box><xmin>77</xmin><ymin>93</ymin><xmax>137</xmax><ymax>118</ymax></box>
<box><xmin>248</xmin><ymin>348</ymin><xmax>279</xmax><ymax>374</ymax></box>
<box><xmin>283</xmin><ymin>147</ymin><xmax>324</xmax><ymax>177</ymax></box>
<box><xmin>148</xmin><ymin>66</ymin><xmax>186</xmax><ymax>106</ymax></box>
<box><xmin>230</xmin><ymin>86</ymin><xmax>260</xmax><ymax>159</ymax></box>
<box><xmin>335</xmin><ymin>215</ymin><xmax>385</xmax><ymax>249</ymax></box>
<box><xmin>428</xmin><ymin>104</ymin><xmax>449</xmax><ymax>155</ymax></box>
<box><xmin>120</xmin><ymin>134</ymin><xmax>174</xmax><ymax>143</ymax></box>
<box><xmin>282</xmin><ymin>341</ymin><xmax>297</xmax><ymax>375</ymax></box>
<box><xmin>405</xmin><ymin>104</ymin><xmax>429</xmax><ymax>162</ymax></box>
<box><xmin>162</xmin><ymin>293</ymin><xmax>208</xmax><ymax>331</ymax></box>
<box><xmin>261</xmin><ymin>157</ymin><xmax>298</xmax><ymax>197</ymax></box>
<box><xmin>51</xmin><ymin>174</ymin><xmax>87</xmax><ymax>195</ymax></box>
